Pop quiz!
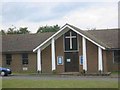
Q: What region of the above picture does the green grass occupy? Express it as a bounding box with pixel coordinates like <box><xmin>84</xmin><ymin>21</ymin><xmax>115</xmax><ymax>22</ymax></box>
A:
<box><xmin>2</xmin><ymin>79</ymin><xmax>118</xmax><ymax>88</ymax></box>
<box><xmin>112</xmin><ymin>71</ymin><xmax>120</xmax><ymax>74</ymax></box>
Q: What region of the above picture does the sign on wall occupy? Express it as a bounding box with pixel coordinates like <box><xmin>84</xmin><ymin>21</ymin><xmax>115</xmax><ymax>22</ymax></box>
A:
<box><xmin>66</xmin><ymin>59</ymin><xmax>71</xmax><ymax>62</ymax></box>
<box><xmin>23</xmin><ymin>67</ymin><xmax>28</xmax><ymax>71</ymax></box>
<box><xmin>80</xmin><ymin>56</ymin><xmax>83</xmax><ymax>65</ymax></box>
<box><xmin>57</xmin><ymin>56</ymin><xmax>63</xmax><ymax>65</ymax></box>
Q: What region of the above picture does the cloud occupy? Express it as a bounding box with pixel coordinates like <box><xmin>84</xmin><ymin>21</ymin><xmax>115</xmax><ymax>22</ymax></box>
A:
<box><xmin>1</xmin><ymin>2</ymin><xmax>118</xmax><ymax>33</ymax></box>
<box><xmin>2</xmin><ymin>2</ymin><xmax>91</xmax><ymax>23</ymax></box>
<box><xmin>2</xmin><ymin>2</ymin><xmax>61</xmax><ymax>23</ymax></box>
<box><xmin>63</xmin><ymin>3</ymin><xmax>118</xmax><ymax>29</ymax></box>
<box><xmin>2</xmin><ymin>0</ymin><xmax>120</xmax><ymax>2</ymax></box>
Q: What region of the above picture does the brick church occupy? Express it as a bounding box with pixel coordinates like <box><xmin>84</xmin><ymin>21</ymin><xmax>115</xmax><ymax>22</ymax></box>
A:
<box><xmin>1</xmin><ymin>24</ymin><xmax>119</xmax><ymax>74</ymax></box>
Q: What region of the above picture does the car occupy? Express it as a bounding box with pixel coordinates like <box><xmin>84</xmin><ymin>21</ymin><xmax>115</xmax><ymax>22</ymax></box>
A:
<box><xmin>0</xmin><ymin>67</ymin><xmax>12</xmax><ymax>76</ymax></box>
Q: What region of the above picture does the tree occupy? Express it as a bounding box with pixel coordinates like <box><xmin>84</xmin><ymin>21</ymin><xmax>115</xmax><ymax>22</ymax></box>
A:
<box><xmin>17</xmin><ymin>27</ymin><xmax>30</xmax><ymax>34</ymax></box>
<box><xmin>0</xmin><ymin>30</ymin><xmax>6</xmax><ymax>35</ymax></box>
<box><xmin>6</xmin><ymin>26</ymin><xmax>30</xmax><ymax>34</ymax></box>
<box><xmin>37</xmin><ymin>24</ymin><xmax>60</xmax><ymax>33</ymax></box>
<box><xmin>7</xmin><ymin>27</ymin><xmax>17</xmax><ymax>34</ymax></box>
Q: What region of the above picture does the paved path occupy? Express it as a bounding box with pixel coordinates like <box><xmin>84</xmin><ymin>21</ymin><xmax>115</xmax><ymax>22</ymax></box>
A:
<box><xmin>2</xmin><ymin>74</ymin><xmax>118</xmax><ymax>81</ymax></box>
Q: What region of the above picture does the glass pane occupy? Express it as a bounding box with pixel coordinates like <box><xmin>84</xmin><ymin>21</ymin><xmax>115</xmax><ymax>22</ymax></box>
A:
<box><xmin>6</xmin><ymin>60</ymin><xmax>11</xmax><ymax>65</ymax></box>
<box><xmin>65</xmin><ymin>37</ymin><xmax>70</xmax><ymax>51</ymax></box>
<box><xmin>114</xmin><ymin>50</ymin><xmax>120</xmax><ymax>63</ymax></box>
<box><xmin>72</xmin><ymin>31</ymin><xmax>77</xmax><ymax>36</ymax></box>
<box><xmin>64</xmin><ymin>30</ymin><xmax>78</xmax><ymax>51</ymax></box>
<box><xmin>72</xmin><ymin>38</ymin><xmax>77</xmax><ymax>50</ymax></box>
<box><xmin>6</xmin><ymin>54</ymin><xmax>12</xmax><ymax>59</ymax></box>
<box><xmin>22</xmin><ymin>53</ymin><xmax>28</xmax><ymax>58</ymax></box>
<box><xmin>23</xmin><ymin>59</ymin><xmax>28</xmax><ymax>64</ymax></box>
<box><xmin>65</xmin><ymin>30</ymin><xmax>70</xmax><ymax>36</ymax></box>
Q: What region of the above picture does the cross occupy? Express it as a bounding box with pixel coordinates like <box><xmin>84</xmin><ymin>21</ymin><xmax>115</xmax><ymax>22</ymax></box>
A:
<box><xmin>65</xmin><ymin>31</ymin><xmax>76</xmax><ymax>49</ymax></box>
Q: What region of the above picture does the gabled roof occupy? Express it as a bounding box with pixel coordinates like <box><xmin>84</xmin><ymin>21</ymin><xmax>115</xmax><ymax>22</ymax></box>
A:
<box><xmin>67</xmin><ymin>24</ymin><xmax>119</xmax><ymax>49</ymax></box>
<box><xmin>87</xmin><ymin>29</ymin><xmax>119</xmax><ymax>49</ymax></box>
<box><xmin>33</xmin><ymin>23</ymin><xmax>107</xmax><ymax>52</ymax></box>
<box><xmin>2</xmin><ymin>24</ymin><xmax>119</xmax><ymax>53</ymax></box>
<box><xmin>2</xmin><ymin>32</ymin><xmax>55</xmax><ymax>53</ymax></box>
<box><xmin>65</xmin><ymin>24</ymin><xmax>109</xmax><ymax>49</ymax></box>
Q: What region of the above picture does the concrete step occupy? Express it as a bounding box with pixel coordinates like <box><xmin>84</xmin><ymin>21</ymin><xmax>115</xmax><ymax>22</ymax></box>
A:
<box><xmin>59</xmin><ymin>72</ymin><xmax>80</xmax><ymax>76</ymax></box>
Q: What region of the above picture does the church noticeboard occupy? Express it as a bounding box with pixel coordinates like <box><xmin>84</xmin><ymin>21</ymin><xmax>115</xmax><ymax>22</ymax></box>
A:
<box><xmin>57</xmin><ymin>56</ymin><xmax>63</xmax><ymax>65</ymax></box>
<box><xmin>80</xmin><ymin>56</ymin><xmax>83</xmax><ymax>65</ymax></box>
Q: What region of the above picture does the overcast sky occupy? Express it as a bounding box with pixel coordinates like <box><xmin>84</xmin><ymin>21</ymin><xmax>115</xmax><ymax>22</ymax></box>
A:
<box><xmin>0</xmin><ymin>0</ymin><xmax>119</xmax><ymax>33</ymax></box>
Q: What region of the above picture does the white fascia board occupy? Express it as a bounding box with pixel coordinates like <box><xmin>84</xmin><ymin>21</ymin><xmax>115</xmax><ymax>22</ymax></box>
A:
<box><xmin>33</xmin><ymin>24</ymin><xmax>105</xmax><ymax>52</ymax></box>
<box><xmin>66</xmin><ymin>25</ymin><xmax>106</xmax><ymax>50</ymax></box>
<box><xmin>33</xmin><ymin>25</ymin><xmax>68</xmax><ymax>52</ymax></box>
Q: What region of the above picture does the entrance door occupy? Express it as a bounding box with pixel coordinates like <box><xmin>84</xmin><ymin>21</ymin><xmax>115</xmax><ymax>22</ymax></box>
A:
<box><xmin>65</xmin><ymin>52</ymin><xmax>79</xmax><ymax>72</ymax></box>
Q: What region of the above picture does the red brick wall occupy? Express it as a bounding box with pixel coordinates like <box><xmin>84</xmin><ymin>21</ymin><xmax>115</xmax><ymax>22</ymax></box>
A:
<box><xmin>2</xmin><ymin>53</ymin><xmax>37</xmax><ymax>73</ymax></box>
<box><xmin>103</xmin><ymin>50</ymin><xmax>108</xmax><ymax>72</ymax></box>
<box><xmin>41</xmin><ymin>45</ymin><xmax>52</xmax><ymax>73</ymax></box>
<box><xmin>55</xmin><ymin>35</ymin><xmax>65</xmax><ymax>73</ymax></box>
<box><xmin>106</xmin><ymin>51</ymin><xmax>118</xmax><ymax>72</ymax></box>
<box><xmin>86</xmin><ymin>40</ymin><xmax>98</xmax><ymax>73</ymax></box>
<box><xmin>78</xmin><ymin>35</ymin><xmax>83</xmax><ymax>73</ymax></box>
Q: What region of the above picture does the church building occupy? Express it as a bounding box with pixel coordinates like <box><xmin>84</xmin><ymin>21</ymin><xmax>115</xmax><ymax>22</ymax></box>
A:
<box><xmin>1</xmin><ymin>24</ymin><xmax>119</xmax><ymax>74</ymax></box>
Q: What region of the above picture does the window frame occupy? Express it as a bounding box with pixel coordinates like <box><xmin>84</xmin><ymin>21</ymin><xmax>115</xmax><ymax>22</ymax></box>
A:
<box><xmin>6</xmin><ymin>54</ymin><xmax>12</xmax><ymax>65</ymax></box>
<box><xmin>22</xmin><ymin>53</ymin><xmax>29</xmax><ymax>65</ymax></box>
<box><xmin>64</xmin><ymin>30</ymin><xmax>79</xmax><ymax>52</ymax></box>
<box><xmin>113</xmin><ymin>50</ymin><xmax>120</xmax><ymax>64</ymax></box>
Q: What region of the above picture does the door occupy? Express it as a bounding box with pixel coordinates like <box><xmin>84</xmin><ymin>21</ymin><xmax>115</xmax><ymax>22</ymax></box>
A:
<box><xmin>65</xmin><ymin>52</ymin><xmax>79</xmax><ymax>72</ymax></box>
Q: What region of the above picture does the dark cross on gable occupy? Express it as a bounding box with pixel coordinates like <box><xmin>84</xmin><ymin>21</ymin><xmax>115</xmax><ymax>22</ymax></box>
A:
<box><xmin>65</xmin><ymin>31</ymin><xmax>76</xmax><ymax>49</ymax></box>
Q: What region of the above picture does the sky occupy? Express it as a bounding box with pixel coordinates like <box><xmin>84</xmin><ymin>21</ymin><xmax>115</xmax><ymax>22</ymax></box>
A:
<box><xmin>0</xmin><ymin>0</ymin><xmax>119</xmax><ymax>33</ymax></box>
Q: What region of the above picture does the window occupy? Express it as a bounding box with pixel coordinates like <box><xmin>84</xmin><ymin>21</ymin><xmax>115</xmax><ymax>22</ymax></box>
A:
<box><xmin>113</xmin><ymin>50</ymin><xmax>120</xmax><ymax>64</ymax></box>
<box><xmin>6</xmin><ymin>54</ymin><xmax>12</xmax><ymax>65</ymax></box>
<box><xmin>64</xmin><ymin>30</ymin><xmax>78</xmax><ymax>51</ymax></box>
<box><xmin>79</xmin><ymin>56</ymin><xmax>83</xmax><ymax>65</ymax></box>
<box><xmin>22</xmin><ymin>53</ymin><xmax>28</xmax><ymax>65</ymax></box>
<box><xmin>57</xmin><ymin>56</ymin><xmax>63</xmax><ymax>65</ymax></box>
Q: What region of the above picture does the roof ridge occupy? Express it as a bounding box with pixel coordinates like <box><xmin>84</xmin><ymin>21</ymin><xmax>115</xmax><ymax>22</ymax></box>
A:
<box><xmin>86</xmin><ymin>28</ymin><xmax>119</xmax><ymax>31</ymax></box>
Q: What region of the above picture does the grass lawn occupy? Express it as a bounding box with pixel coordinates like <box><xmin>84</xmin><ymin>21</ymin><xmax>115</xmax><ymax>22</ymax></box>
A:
<box><xmin>2</xmin><ymin>79</ymin><xmax>118</xmax><ymax>88</ymax></box>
